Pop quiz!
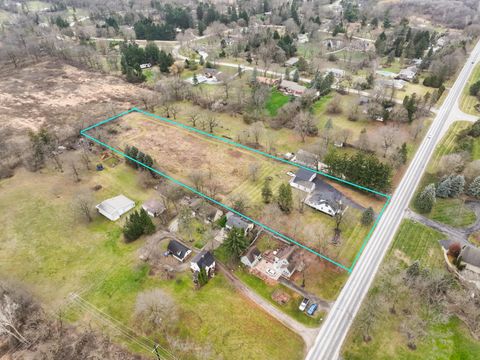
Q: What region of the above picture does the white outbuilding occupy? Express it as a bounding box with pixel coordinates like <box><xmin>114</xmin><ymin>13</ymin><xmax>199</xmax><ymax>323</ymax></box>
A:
<box><xmin>96</xmin><ymin>195</ymin><xmax>135</xmax><ymax>221</ymax></box>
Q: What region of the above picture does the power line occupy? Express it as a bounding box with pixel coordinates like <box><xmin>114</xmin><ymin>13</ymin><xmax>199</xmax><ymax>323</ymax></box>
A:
<box><xmin>70</xmin><ymin>293</ymin><xmax>176</xmax><ymax>360</ymax></box>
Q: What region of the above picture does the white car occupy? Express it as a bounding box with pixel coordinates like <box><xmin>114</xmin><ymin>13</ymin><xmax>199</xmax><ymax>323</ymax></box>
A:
<box><xmin>299</xmin><ymin>297</ymin><xmax>309</xmax><ymax>311</ymax></box>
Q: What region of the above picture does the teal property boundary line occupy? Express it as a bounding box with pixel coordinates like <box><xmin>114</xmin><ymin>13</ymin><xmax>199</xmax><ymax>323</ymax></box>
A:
<box><xmin>81</xmin><ymin>108</ymin><xmax>391</xmax><ymax>273</ymax></box>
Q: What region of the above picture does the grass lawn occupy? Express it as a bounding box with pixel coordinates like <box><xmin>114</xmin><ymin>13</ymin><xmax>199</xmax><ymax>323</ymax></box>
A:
<box><xmin>427</xmin><ymin>198</ymin><xmax>477</xmax><ymax>228</ymax></box>
<box><xmin>389</xmin><ymin>219</ymin><xmax>445</xmax><ymax>268</ymax></box>
<box><xmin>265</xmin><ymin>89</ymin><xmax>291</xmax><ymax>116</ymax></box>
<box><xmin>428</xmin><ymin>121</ymin><xmax>469</xmax><ymax>172</ymax></box>
<box><xmin>0</xmin><ymin>163</ymin><xmax>305</xmax><ymax>359</ymax></box>
<box><xmin>235</xmin><ymin>269</ymin><xmax>323</xmax><ymax>327</ymax></box>
<box><xmin>342</xmin><ymin>219</ymin><xmax>480</xmax><ymax>359</ymax></box>
<box><xmin>460</xmin><ymin>63</ymin><xmax>480</xmax><ymax>115</ymax></box>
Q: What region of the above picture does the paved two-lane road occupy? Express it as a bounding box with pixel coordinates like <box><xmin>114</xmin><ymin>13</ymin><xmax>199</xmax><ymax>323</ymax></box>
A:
<box><xmin>306</xmin><ymin>40</ymin><xmax>480</xmax><ymax>360</ymax></box>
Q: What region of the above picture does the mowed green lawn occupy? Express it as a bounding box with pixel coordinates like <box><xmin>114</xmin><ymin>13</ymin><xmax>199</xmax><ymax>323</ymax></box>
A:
<box><xmin>460</xmin><ymin>63</ymin><xmax>480</xmax><ymax>115</ymax></box>
<box><xmin>343</xmin><ymin>219</ymin><xmax>480</xmax><ymax>359</ymax></box>
<box><xmin>265</xmin><ymin>89</ymin><xmax>291</xmax><ymax>116</ymax></box>
<box><xmin>0</xmin><ymin>164</ymin><xmax>304</xmax><ymax>360</ymax></box>
<box><xmin>389</xmin><ymin>219</ymin><xmax>445</xmax><ymax>268</ymax></box>
<box><xmin>427</xmin><ymin>198</ymin><xmax>476</xmax><ymax>228</ymax></box>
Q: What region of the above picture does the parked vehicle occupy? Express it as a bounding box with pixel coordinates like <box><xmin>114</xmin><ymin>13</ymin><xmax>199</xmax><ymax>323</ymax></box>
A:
<box><xmin>299</xmin><ymin>297</ymin><xmax>309</xmax><ymax>311</ymax></box>
<box><xmin>307</xmin><ymin>303</ymin><xmax>318</xmax><ymax>316</ymax></box>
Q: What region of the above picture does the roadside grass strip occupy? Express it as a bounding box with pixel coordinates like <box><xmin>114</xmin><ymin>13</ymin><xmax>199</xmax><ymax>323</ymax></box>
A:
<box><xmin>81</xmin><ymin>108</ymin><xmax>390</xmax><ymax>272</ymax></box>
<box><xmin>460</xmin><ymin>63</ymin><xmax>480</xmax><ymax>115</ymax></box>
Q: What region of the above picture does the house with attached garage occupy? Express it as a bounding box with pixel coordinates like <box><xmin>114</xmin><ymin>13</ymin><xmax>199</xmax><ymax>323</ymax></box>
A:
<box><xmin>290</xmin><ymin>168</ymin><xmax>317</xmax><ymax>193</ymax></box>
<box><xmin>167</xmin><ymin>239</ymin><xmax>192</xmax><ymax>262</ymax></box>
<box><xmin>190</xmin><ymin>250</ymin><xmax>216</xmax><ymax>275</ymax></box>
<box><xmin>96</xmin><ymin>195</ymin><xmax>135</xmax><ymax>221</ymax></box>
<box><xmin>226</xmin><ymin>211</ymin><xmax>254</xmax><ymax>235</ymax></box>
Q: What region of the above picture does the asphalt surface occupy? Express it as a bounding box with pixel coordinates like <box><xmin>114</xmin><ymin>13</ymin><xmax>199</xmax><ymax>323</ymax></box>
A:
<box><xmin>305</xmin><ymin>40</ymin><xmax>480</xmax><ymax>360</ymax></box>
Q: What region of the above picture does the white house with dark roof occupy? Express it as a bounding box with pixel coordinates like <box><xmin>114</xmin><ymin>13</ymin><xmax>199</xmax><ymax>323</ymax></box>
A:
<box><xmin>290</xmin><ymin>168</ymin><xmax>317</xmax><ymax>193</ymax></box>
<box><xmin>96</xmin><ymin>195</ymin><xmax>135</xmax><ymax>221</ymax></box>
<box><xmin>190</xmin><ymin>250</ymin><xmax>216</xmax><ymax>275</ymax></box>
<box><xmin>304</xmin><ymin>193</ymin><xmax>339</xmax><ymax>217</ymax></box>
<box><xmin>226</xmin><ymin>212</ymin><xmax>254</xmax><ymax>235</ymax></box>
<box><xmin>167</xmin><ymin>239</ymin><xmax>192</xmax><ymax>262</ymax></box>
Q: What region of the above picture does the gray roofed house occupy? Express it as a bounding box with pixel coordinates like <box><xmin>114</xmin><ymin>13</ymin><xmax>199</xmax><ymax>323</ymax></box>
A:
<box><xmin>167</xmin><ymin>239</ymin><xmax>192</xmax><ymax>262</ymax></box>
<box><xmin>279</xmin><ymin>80</ymin><xmax>307</xmax><ymax>96</ymax></box>
<box><xmin>397</xmin><ymin>66</ymin><xmax>418</xmax><ymax>82</ymax></box>
<box><xmin>285</xmin><ymin>57</ymin><xmax>299</xmax><ymax>66</ymax></box>
<box><xmin>304</xmin><ymin>192</ymin><xmax>339</xmax><ymax>216</ymax></box>
<box><xmin>190</xmin><ymin>198</ymin><xmax>223</xmax><ymax>223</ymax></box>
<box><xmin>190</xmin><ymin>250</ymin><xmax>216</xmax><ymax>275</ymax></box>
<box><xmin>290</xmin><ymin>168</ymin><xmax>317</xmax><ymax>193</ymax></box>
<box><xmin>241</xmin><ymin>246</ymin><xmax>262</xmax><ymax>268</ymax></box>
<box><xmin>96</xmin><ymin>195</ymin><xmax>135</xmax><ymax>221</ymax></box>
<box><xmin>292</xmin><ymin>149</ymin><xmax>319</xmax><ymax>169</ymax></box>
<box><xmin>460</xmin><ymin>245</ymin><xmax>480</xmax><ymax>274</ymax></box>
<box><xmin>142</xmin><ymin>198</ymin><xmax>166</xmax><ymax>217</ymax></box>
<box><xmin>226</xmin><ymin>212</ymin><xmax>254</xmax><ymax>234</ymax></box>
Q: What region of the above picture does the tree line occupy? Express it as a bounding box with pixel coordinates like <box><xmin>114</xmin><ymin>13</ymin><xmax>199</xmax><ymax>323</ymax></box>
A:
<box><xmin>120</xmin><ymin>42</ymin><xmax>174</xmax><ymax>82</ymax></box>
<box><xmin>324</xmin><ymin>150</ymin><xmax>392</xmax><ymax>193</ymax></box>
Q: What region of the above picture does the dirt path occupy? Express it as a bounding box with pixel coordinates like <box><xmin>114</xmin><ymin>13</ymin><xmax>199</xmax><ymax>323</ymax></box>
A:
<box><xmin>217</xmin><ymin>262</ymin><xmax>319</xmax><ymax>351</ymax></box>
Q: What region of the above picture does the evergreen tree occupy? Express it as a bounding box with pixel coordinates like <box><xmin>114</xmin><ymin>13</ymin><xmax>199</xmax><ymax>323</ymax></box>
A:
<box><xmin>436</xmin><ymin>177</ymin><xmax>452</xmax><ymax>198</ymax></box>
<box><xmin>285</xmin><ymin>67</ymin><xmax>290</xmax><ymax>80</ymax></box>
<box><xmin>145</xmin><ymin>42</ymin><xmax>160</xmax><ymax>65</ymax></box>
<box><xmin>415</xmin><ymin>183</ymin><xmax>436</xmax><ymax>213</ymax></box>
<box><xmin>277</xmin><ymin>183</ymin><xmax>293</xmax><ymax>213</ymax></box>
<box><xmin>449</xmin><ymin>175</ymin><xmax>465</xmax><ymax>197</ymax></box>
<box><xmin>361</xmin><ymin>207</ymin><xmax>375</xmax><ymax>226</ymax></box>
<box><xmin>261</xmin><ymin>179</ymin><xmax>273</xmax><ymax>204</ymax></box>
<box><xmin>197</xmin><ymin>266</ymin><xmax>209</xmax><ymax>286</ymax></box>
<box><xmin>468</xmin><ymin>176</ymin><xmax>480</xmax><ymax>199</ymax></box>
<box><xmin>403</xmin><ymin>94</ymin><xmax>418</xmax><ymax>123</ymax></box>
<box><xmin>224</xmin><ymin>227</ymin><xmax>248</xmax><ymax>260</ymax></box>
<box><xmin>199</xmin><ymin>55</ymin><xmax>205</xmax><ymax>66</ymax></box>
<box><xmin>398</xmin><ymin>143</ymin><xmax>408</xmax><ymax>164</ymax></box>
<box><xmin>193</xmin><ymin>73</ymin><xmax>199</xmax><ymax>86</ymax></box>
<box><xmin>123</xmin><ymin>211</ymin><xmax>144</xmax><ymax>242</ymax></box>
<box><xmin>140</xmin><ymin>208</ymin><xmax>155</xmax><ymax>234</ymax></box>
<box><xmin>158</xmin><ymin>50</ymin><xmax>174</xmax><ymax>73</ymax></box>
<box><xmin>198</xmin><ymin>21</ymin><xmax>206</xmax><ymax>36</ymax></box>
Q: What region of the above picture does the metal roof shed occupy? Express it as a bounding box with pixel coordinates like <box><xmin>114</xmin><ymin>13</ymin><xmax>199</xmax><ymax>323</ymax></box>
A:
<box><xmin>96</xmin><ymin>195</ymin><xmax>135</xmax><ymax>221</ymax></box>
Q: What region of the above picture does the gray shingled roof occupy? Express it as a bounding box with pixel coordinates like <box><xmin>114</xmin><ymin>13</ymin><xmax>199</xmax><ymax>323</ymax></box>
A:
<box><xmin>192</xmin><ymin>251</ymin><xmax>215</xmax><ymax>268</ymax></box>
<box><xmin>461</xmin><ymin>245</ymin><xmax>480</xmax><ymax>267</ymax></box>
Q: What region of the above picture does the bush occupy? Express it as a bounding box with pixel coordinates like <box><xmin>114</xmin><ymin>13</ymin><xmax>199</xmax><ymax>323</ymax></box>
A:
<box><xmin>361</xmin><ymin>207</ymin><xmax>375</xmax><ymax>226</ymax></box>
<box><xmin>423</xmin><ymin>75</ymin><xmax>444</xmax><ymax>88</ymax></box>
<box><xmin>469</xmin><ymin>80</ymin><xmax>480</xmax><ymax>96</ymax></box>
<box><xmin>448</xmin><ymin>242</ymin><xmax>462</xmax><ymax>258</ymax></box>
